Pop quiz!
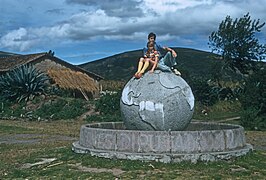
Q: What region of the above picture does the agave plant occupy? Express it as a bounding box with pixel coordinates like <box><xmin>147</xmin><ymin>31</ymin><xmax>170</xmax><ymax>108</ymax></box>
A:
<box><xmin>0</xmin><ymin>64</ymin><xmax>49</xmax><ymax>102</ymax></box>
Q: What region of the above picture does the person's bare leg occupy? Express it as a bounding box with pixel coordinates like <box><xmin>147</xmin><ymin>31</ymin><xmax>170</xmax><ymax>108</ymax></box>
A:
<box><xmin>139</xmin><ymin>60</ymin><xmax>149</xmax><ymax>74</ymax></box>
<box><xmin>135</xmin><ymin>58</ymin><xmax>144</xmax><ymax>76</ymax></box>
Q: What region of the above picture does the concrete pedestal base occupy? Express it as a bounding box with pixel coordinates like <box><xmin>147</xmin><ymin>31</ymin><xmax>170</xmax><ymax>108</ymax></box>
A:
<box><xmin>72</xmin><ymin>122</ymin><xmax>253</xmax><ymax>163</ymax></box>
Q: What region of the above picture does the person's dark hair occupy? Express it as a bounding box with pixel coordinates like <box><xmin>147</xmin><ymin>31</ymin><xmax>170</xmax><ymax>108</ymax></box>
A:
<box><xmin>148</xmin><ymin>32</ymin><xmax>156</xmax><ymax>40</ymax></box>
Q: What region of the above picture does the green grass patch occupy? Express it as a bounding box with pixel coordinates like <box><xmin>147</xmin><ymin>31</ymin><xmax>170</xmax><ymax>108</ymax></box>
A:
<box><xmin>0</xmin><ymin>120</ymin><xmax>265</xmax><ymax>179</ymax></box>
<box><xmin>193</xmin><ymin>100</ymin><xmax>242</xmax><ymax>121</ymax></box>
<box><xmin>1</xmin><ymin>145</ymin><xmax>266</xmax><ymax>179</ymax></box>
<box><xmin>33</xmin><ymin>98</ymin><xmax>87</xmax><ymax>120</ymax></box>
<box><xmin>0</xmin><ymin>125</ymin><xmax>33</xmax><ymax>134</ymax></box>
<box><xmin>0</xmin><ymin>96</ymin><xmax>89</xmax><ymax>121</ymax></box>
<box><xmin>85</xmin><ymin>114</ymin><xmax>122</xmax><ymax>123</ymax></box>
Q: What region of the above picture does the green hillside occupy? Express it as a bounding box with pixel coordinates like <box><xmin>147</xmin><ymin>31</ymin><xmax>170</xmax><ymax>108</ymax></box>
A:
<box><xmin>0</xmin><ymin>51</ymin><xmax>18</xmax><ymax>58</ymax></box>
<box><xmin>79</xmin><ymin>47</ymin><xmax>220</xmax><ymax>81</ymax></box>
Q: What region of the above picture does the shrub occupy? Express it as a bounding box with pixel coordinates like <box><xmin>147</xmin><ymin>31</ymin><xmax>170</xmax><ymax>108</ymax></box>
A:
<box><xmin>239</xmin><ymin>67</ymin><xmax>266</xmax><ymax>130</ymax></box>
<box><xmin>33</xmin><ymin>98</ymin><xmax>87</xmax><ymax>120</ymax></box>
<box><xmin>241</xmin><ymin>107</ymin><xmax>266</xmax><ymax>130</ymax></box>
<box><xmin>85</xmin><ymin>114</ymin><xmax>122</xmax><ymax>123</ymax></box>
<box><xmin>47</xmin><ymin>85</ymin><xmax>75</xmax><ymax>98</ymax></box>
<box><xmin>0</xmin><ymin>95</ymin><xmax>89</xmax><ymax>121</ymax></box>
<box><xmin>94</xmin><ymin>91</ymin><xmax>121</xmax><ymax>116</ymax></box>
<box><xmin>239</xmin><ymin>68</ymin><xmax>266</xmax><ymax>115</ymax></box>
<box><xmin>190</xmin><ymin>78</ymin><xmax>218</xmax><ymax>106</ymax></box>
<box><xmin>0</xmin><ymin>64</ymin><xmax>48</xmax><ymax>102</ymax></box>
<box><xmin>100</xmin><ymin>80</ymin><xmax>125</xmax><ymax>91</ymax></box>
<box><xmin>0</xmin><ymin>97</ymin><xmax>27</xmax><ymax>118</ymax></box>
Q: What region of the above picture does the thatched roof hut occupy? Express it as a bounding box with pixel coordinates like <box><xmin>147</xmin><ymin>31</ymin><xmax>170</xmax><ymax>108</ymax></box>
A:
<box><xmin>48</xmin><ymin>69</ymin><xmax>100</xmax><ymax>99</ymax></box>
<box><xmin>0</xmin><ymin>52</ymin><xmax>103</xmax><ymax>99</ymax></box>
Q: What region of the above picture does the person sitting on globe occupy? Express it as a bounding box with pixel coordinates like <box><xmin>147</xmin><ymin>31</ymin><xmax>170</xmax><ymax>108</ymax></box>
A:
<box><xmin>134</xmin><ymin>32</ymin><xmax>181</xmax><ymax>78</ymax></box>
<box><xmin>134</xmin><ymin>41</ymin><xmax>159</xmax><ymax>79</ymax></box>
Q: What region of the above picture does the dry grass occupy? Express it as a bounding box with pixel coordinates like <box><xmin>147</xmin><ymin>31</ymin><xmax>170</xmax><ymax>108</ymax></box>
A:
<box><xmin>100</xmin><ymin>80</ymin><xmax>126</xmax><ymax>91</ymax></box>
<box><xmin>0</xmin><ymin>119</ymin><xmax>83</xmax><ymax>137</ymax></box>
<box><xmin>0</xmin><ymin>119</ymin><xmax>265</xmax><ymax>179</ymax></box>
<box><xmin>48</xmin><ymin>69</ymin><xmax>99</xmax><ymax>94</ymax></box>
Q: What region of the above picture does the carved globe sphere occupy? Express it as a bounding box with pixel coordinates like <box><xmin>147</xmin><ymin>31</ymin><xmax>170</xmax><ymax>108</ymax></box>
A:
<box><xmin>120</xmin><ymin>70</ymin><xmax>194</xmax><ymax>131</ymax></box>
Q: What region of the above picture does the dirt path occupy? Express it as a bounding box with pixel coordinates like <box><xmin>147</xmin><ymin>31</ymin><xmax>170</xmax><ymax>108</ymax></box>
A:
<box><xmin>0</xmin><ymin>119</ymin><xmax>265</xmax><ymax>150</ymax></box>
<box><xmin>245</xmin><ymin>131</ymin><xmax>266</xmax><ymax>151</ymax></box>
<box><xmin>0</xmin><ymin>133</ymin><xmax>77</xmax><ymax>145</ymax></box>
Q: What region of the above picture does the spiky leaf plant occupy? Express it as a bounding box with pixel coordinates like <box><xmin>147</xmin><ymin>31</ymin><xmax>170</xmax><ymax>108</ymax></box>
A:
<box><xmin>0</xmin><ymin>64</ymin><xmax>49</xmax><ymax>102</ymax></box>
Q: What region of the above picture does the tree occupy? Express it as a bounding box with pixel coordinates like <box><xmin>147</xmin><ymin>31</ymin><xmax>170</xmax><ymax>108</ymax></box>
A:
<box><xmin>208</xmin><ymin>13</ymin><xmax>266</xmax><ymax>74</ymax></box>
<box><xmin>239</xmin><ymin>67</ymin><xmax>266</xmax><ymax>130</ymax></box>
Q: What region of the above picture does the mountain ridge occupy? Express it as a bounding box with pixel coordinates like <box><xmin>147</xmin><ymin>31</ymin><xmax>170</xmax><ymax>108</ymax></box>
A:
<box><xmin>79</xmin><ymin>47</ymin><xmax>219</xmax><ymax>81</ymax></box>
<box><xmin>0</xmin><ymin>51</ymin><xmax>18</xmax><ymax>58</ymax></box>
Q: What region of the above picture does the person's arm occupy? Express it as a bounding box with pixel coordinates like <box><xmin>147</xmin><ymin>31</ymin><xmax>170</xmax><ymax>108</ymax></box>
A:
<box><xmin>155</xmin><ymin>43</ymin><xmax>163</xmax><ymax>58</ymax></box>
<box><xmin>143</xmin><ymin>47</ymin><xmax>148</xmax><ymax>56</ymax></box>
<box><xmin>163</xmin><ymin>46</ymin><xmax>177</xmax><ymax>58</ymax></box>
<box><xmin>149</xmin><ymin>56</ymin><xmax>158</xmax><ymax>73</ymax></box>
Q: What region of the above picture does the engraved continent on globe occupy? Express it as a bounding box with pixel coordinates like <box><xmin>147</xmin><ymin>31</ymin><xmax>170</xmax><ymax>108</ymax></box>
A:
<box><xmin>120</xmin><ymin>70</ymin><xmax>195</xmax><ymax>131</ymax></box>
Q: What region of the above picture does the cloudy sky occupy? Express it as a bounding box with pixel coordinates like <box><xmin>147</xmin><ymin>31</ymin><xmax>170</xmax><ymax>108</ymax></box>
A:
<box><xmin>1</xmin><ymin>0</ymin><xmax>266</xmax><ymax>64</ymax></box>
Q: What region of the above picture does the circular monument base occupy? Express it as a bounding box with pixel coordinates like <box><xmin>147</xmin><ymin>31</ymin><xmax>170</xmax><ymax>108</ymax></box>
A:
<box><xmin>72</xmin><ymin>122</ymin><xmax>253</xmax><ymax>163</ymax></box>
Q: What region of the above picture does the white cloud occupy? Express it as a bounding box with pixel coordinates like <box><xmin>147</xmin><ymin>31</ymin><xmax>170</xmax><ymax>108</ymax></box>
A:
<box><xmin>1</xmin><ymin>0</ymin><xmax>265</xmax><ymax>53</ymax></box>
<box><xmin>0</xmin><ymin>27</ymin><xmax>38</xmax><ymax>51</ymax></box>
<box><xmin>142</xmin><ymin>0</ymin><xmax>212</xmax><ymax>15</ymax></box>
<box><xmin>66</xmin><ymin>10</ymin><xmax>122</xmax><ymax>38</ymax></box>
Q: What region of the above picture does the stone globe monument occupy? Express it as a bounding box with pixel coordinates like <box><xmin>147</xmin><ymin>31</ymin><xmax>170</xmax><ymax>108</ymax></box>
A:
<box><xmin>120</xmin><ymin>70</ymin><xmax>194</xmax><ymax>131</ymax></box>
<box><xmin>73</xmin><ymin>70</ymin><xmax>252</xmax><ymax>163</ymax></box>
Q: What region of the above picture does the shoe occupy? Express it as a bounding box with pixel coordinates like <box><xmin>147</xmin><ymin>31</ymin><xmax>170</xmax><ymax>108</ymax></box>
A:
<box><xmin>134</xmin><ymin>73</ymin><xmax>143</xmax><ymax>79</ymax></box>
<box><xmin>173</xmin><ymin>69</ymin><xmax>181</xmax><ymax>76</ymax></box>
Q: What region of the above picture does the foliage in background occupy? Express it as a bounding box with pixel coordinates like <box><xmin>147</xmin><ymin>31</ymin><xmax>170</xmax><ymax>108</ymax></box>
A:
<box><xmin>0</xmin><ymin>96</ymin><xmax>88</xmax><ymax>121</ymax></box>
<box><xmin>47</xmin><ymin>85</ymin><xmax>74</xmax><ymax>98</ymax></box>
<box><xmin>33</xmin><ymin>98</ymin><xmax>87</xmax><ymax>120</ymax></box>
<box><xmin>95</xmin><ymin>91</ymin><xmax>121</xmax><ymax>116</ymax></box>
<box><xmin>0</xmin><ymin>96</ymin><xmax>27</xmax><ymax>118</ymax></box>
<box><xmin>174</xmin><ymin>64</ymin><xmax>192</xmax><ymax>84</ymax></box>
<box><xmin>193</xmin><ymin>100</ymin><xmax>242</xmax><ymax>121</ymax></box>
<box><xmin>241</xmin><ymin>107</ymin><xmax>265</xmax><ymax>130</ymax></box>
<box><xmin>209</xmin><ymin>13</ymin><xmax>266</xmax><ymax>75</ymax></box>
<box><xmin>0</xmin><ymin>64</ymin><xmax>48</xmax><ymax>102</ymax></box>
<box><xmin>239</xmin><ymin>67</ymin><xmax>266</xmax><ymax>130</ymax></box>
<box><xmin>190</xmin><ymin>78</ymin><xmax>219</xmax><ymax>106</ymax></box>
<box><xmin>190</xmin><ymin>76</ymin><xmax>244</xmax><ymax>109</ymax></box>
<box><xmin>100</xmin><ymin>80</ymin><xmax>126</xmax><ymax>91</ymax></box>
<box><xmin>86</xmin><ymin>91</ymin><xmax>122</xmax><ymax>122</ymax></box>
<box><xmin>85</xmin><ymin>114</ymin><xmax>122</xmax><ymax>123</ymax></box>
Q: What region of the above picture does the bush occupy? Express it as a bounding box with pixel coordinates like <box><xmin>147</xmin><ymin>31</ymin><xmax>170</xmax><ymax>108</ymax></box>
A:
<box><xmin>0</xmin><ymin>96</ymin><xmax>12</xmax><ymax>115</ymax></box>
<box><xmin>0</xmin><ymin>94</ymin><xmax>89</xmax><ymax>121</ymax></box>
<box><xmin>0</xmin><ymin>97</ymin><xmax>27</xmax><ymax>118</ymax></box>
<box><xmin>33</xmin><ymin>98</ymin><xmax>87</xmax><ymax>120</ymax></box>
<box><xmin>0</xmin><ymin>64</ymin><xmax>48</xmax><ymax>102</ymax></box>
<box><xmin>100</xmin><ymin>80</ymin><xmax>125</xmax><ymax>91</ymax></box>
<box><xmin>190</xmin><ymin>78</ymin><xmax>218</xmax><ymax>106</ymax></box>
<box><xmin>47</xmin><ymin>86</ymin><xmax>72</xmax><ymax>97</ymax></box>
<box><xmin>94</xmin><ymin>91</ymin><xmax>121</xmax><ymax>116</ymax></box>
<box><xmin>85</xmin><ymin>114</ymin><xmax>122</xmax><ymax>123</ymax></box>
<box><xmin>240</xmin><ymin>68</ymin><xmax>266</xmax><ymax>114</ymax></box>
<box><xmin>86</xmin><ymin>91</ymin><xmax>123</xmax><ymax>123</ymax></box>
<box><xmin>241</xmin><ymin>107</ymin><xmax>266</xmax><ymax>130</ymax></box>
<box><xmin>239</xmin><ymin>67</ymin><xmax>266</xmax><ymax>130</ymax></box>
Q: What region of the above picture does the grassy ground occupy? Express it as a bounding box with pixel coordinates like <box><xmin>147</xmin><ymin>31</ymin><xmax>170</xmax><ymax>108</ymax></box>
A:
<box><xmin>192</xmin><ymin>101</ymin><xmax>242</xmax><ymax>121</ymax></box>
<box><xmin>0</xmin><ymin>119</ymin><xmax>265</xmax><ymax>179</ymax></box>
